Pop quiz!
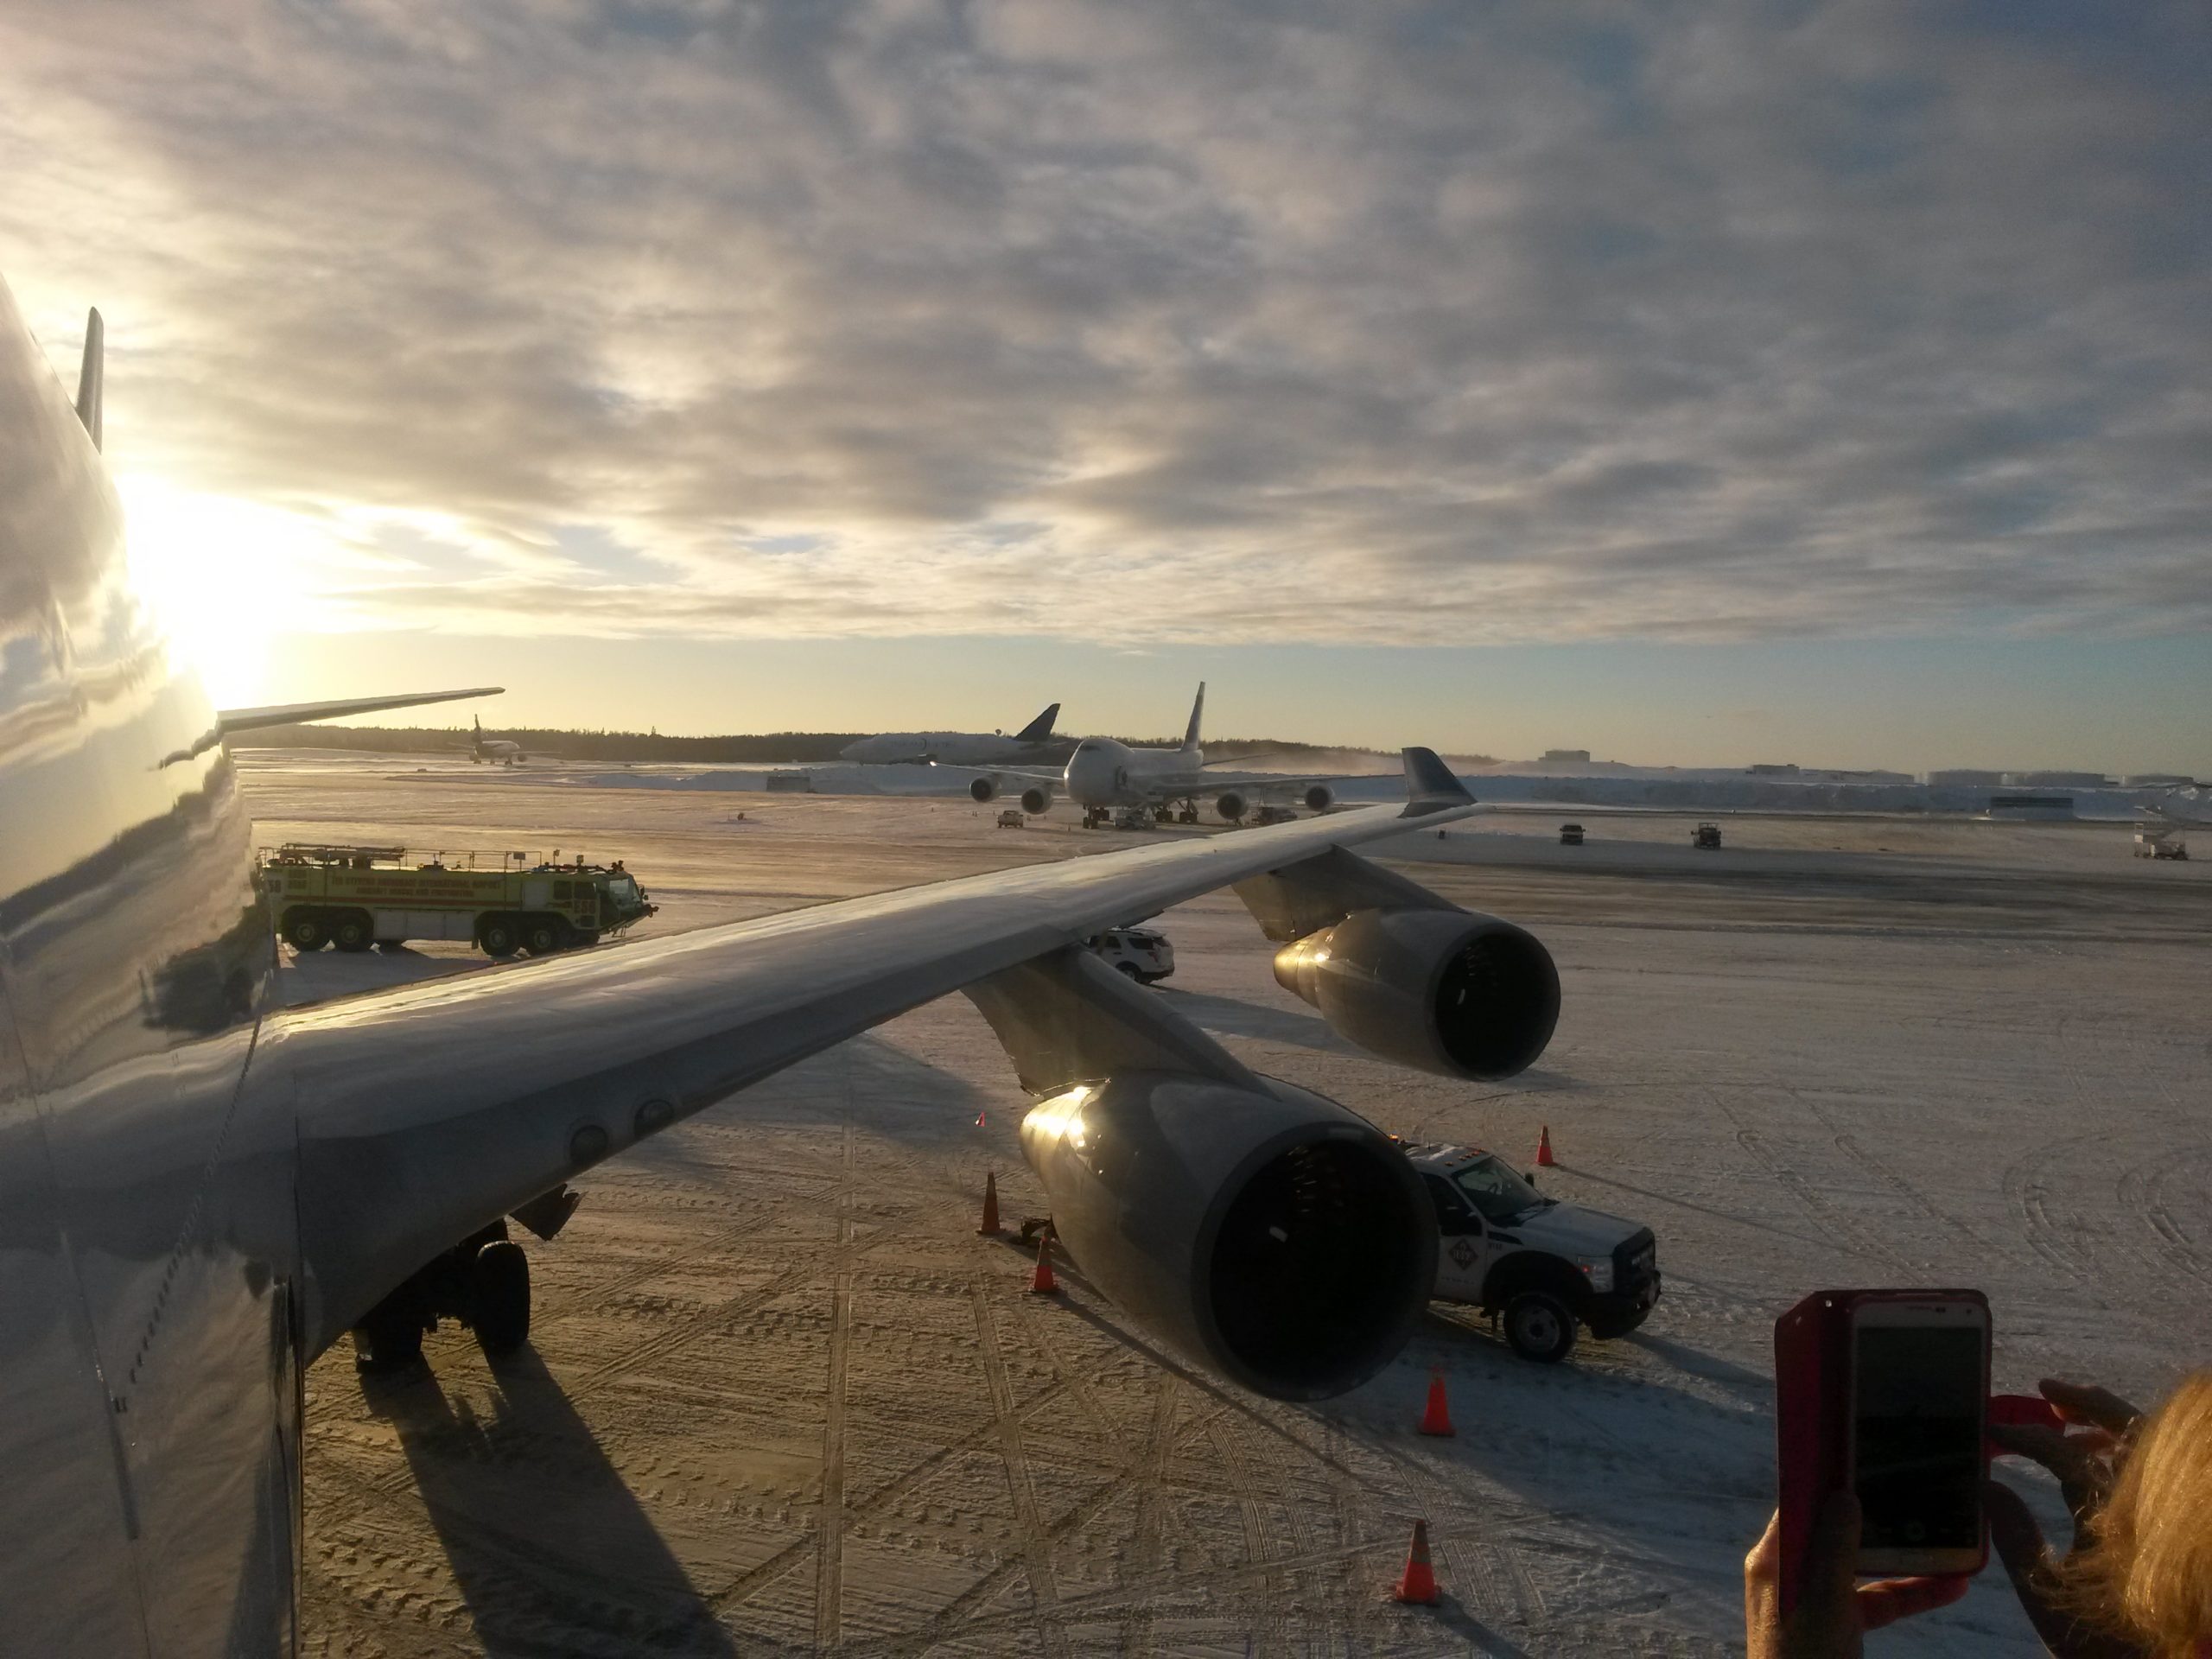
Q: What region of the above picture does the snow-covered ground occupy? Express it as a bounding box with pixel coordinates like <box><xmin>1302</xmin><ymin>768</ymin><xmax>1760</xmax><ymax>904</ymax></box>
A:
<box><xmin>247</xmin><ymin>762</ymin><xmax>2211</xmax><ymax>1656</ymax></box>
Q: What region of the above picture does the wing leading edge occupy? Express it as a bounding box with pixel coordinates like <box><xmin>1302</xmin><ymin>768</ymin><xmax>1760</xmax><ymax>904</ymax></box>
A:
<box><xmin>217</xmin><ymin>685</ymin><xmax>505</xmax><ymax>735</ymax></box>
<box><xmin>286</xmin><ymin>753</ymin><xmax>1473</xmax><ymax>1354</ymax></box>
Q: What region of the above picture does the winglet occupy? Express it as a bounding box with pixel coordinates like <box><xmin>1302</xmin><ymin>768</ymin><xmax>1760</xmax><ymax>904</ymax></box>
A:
<box><xmin>1013</xmin><ymin>702</ymin><xmax>1060</xmax><ymax>744</ymax></box>
<box><xmin>1183</xmin><ymin>682</ymin><xmax>1205</xmax><ymax>752</ymax></box>
<box><xmin>74</xmin><ymin>307</ymin><xmax>103</xmax><ymax>451</ymax></box>
<box><xmin>1399</xmin><ymin>747</ymin><xmax>1473</xmax><ymax>817</ymax></box>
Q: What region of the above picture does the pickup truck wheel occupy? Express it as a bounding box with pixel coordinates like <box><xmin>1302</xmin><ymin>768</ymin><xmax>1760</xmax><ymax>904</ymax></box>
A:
<box><xmin>283</xmin><ymin>911</ymin><xmax>327</xmax><ymax>951</ymax></box>
<box><xmin>480</xmin><ymin>917</ymin><xmax>519</xmax><ymax>958</ymax></box>
<box><xmin>467</xmin><ymin>1241</ymin><xmax>531</xmax><ymax>1356</ymax></box>
<box><xmin>521</xmin><ymin>917</ymin><xmax>562</xmax><ymax>956</ymax></box>
<box><xmin>1503</xmin><ymin>1291</ymin><xmax>1578</xmax><ymax>1363</ymax></box>
<box><xmin>332</xmin><ymin>912</ymin><xmax>373</xmax><ymax>952</ymax></box>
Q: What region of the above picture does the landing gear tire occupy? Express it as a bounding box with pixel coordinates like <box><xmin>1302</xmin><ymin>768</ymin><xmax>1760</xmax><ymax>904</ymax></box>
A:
<box><xmin>284</xmin><ymin>912</ymin><xmax>327</xmax><ymax>951</ymax></box>
<box><xmin>1503</xmin><ymin>1291</ymin><xmax>1578</xmax><ymax>1363</ymax></box>
<box><xmin>480</xmin><ymin>917</ymin><xmax>519</xmax><ymax>958</ymax></box>
<box><xmin>353</xmin><ymin>1301</ymin><xmax>425</xmax><ymax>1372</ymax></box>
<box><xmin>521</xmin><ymin>916</ymin><xmax>562</xmax><ymax>956</ymax></box>
<box><xmin>467</xmin><ymin>1240</ymin><xmax>531</xmax><ymax>1357</ymax></box>
<box><xmin>332</xmin><ymin>912</ymin><xmax>373</xmax><ymax>953</ymax></box>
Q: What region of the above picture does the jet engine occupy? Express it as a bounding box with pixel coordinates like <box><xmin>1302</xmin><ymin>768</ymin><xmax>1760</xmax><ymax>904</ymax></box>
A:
<box><xmin>1020</xmin><ymin>785</ymin><xmax>1053</xmax><ymax>816</ymax></box>
<box><xmin>969</xmin><ymin>776</ymin><xmax>999</xmax><ymax>804</ymax></box>
<box><xmin>1020</xmin><ymin>1071</ymin><xmax>1435</xmax><ymax>1400</ymax></box>
<box><xmin>1273</xmin><ymin>907</ymin><xmax>1559</xmax><ymax>1080</ymax></box>
<box><xmin>1303</xmin><ymin>784</ymin><xmax>1333</xmax><ymax>812</ymax></box>
<box><xmin>1216</xmin><ymin>791</ymin><xmax>1248</xmax><ymax>823</ymax></box>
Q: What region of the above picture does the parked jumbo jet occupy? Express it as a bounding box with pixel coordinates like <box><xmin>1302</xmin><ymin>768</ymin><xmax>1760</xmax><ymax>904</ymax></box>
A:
<box><xmin>0</xmin><ymin>280</ymin><xmax>1560</xmax><ymax>1655</ymax></box>
<box><xmin>960</xmin><ymin>682</ymin><xmax>1384</xmax><ymax>826</ymax></box>
<box><xmin>839</xmin><ymin>700</ymin><xmax>1062</xmax><ymax>765</ymax></box>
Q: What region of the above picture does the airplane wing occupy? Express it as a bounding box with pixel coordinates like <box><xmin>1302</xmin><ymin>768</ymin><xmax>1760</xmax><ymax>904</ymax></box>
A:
<box><xmin>932</xmin><ymin>761</ymin><xmax>1065</xmax><ymax>786</ymax></box>
<box><xmin>289</xmin><ymin>749</ymin><xmax>1478</xmax><ymax>1358</ymax></box>
<box><xmin>217</xmin><ymin>685</ymin><xmax>504</xmax><ymax>736</ymax></box>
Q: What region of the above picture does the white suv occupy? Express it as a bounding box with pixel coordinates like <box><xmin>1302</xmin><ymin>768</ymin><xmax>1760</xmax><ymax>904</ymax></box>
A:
<box><xmin>1085</xmin><ymin>925</ymin><xmax>1174</xmax><ymax>984</ymax></box>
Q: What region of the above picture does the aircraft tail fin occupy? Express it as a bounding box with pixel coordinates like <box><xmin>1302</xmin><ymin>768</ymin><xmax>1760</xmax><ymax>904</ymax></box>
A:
<box><xmin>1399</xmin><ymin>747</ymin><xmax>1474</xmax><ymax>817</ymax></box>
<box><xmin>73</xmin><ymin>308</ymin><xmax>102</xmax><ymax>451</ymax></box>
<box><xmin>1182</xmin><ymin>682</ymin><xmax>1205</xmax><ymax>752</ymax></box>
<box><xmin>1013</xmin><ymin>702</ymin><xmax>1059</xmax><ymax>744</ymax></box>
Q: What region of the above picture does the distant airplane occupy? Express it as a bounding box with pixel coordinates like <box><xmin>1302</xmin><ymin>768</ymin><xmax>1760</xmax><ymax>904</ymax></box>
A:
<box><xmin>0</xmin><ymin>276</ymin><xmax>1555</xmax><ymax>1652</ymax></box>
<box><xmin>960</xmin><ymin>683</ymin><xmax>1382</xmax><ymax>825</ymax></box>
<box><xmin>839</xmin><ymin>701</ymin><xmax>1061</xmax><ymax>765</ymax></box>
<box><xmin>469</xmin><ymin>714</ymin><xmax>526</xmax><ymax>766</ymax></box>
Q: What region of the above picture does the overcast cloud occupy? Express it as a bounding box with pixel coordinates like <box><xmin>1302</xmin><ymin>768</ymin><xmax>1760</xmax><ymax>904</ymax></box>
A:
<box><xmin>1</xmin><ymin>0</ymin><xmax>2205</xmax><ymax>645</ymax></box>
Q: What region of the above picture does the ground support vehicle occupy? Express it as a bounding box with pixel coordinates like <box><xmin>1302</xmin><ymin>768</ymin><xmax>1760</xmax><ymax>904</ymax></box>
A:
<box><xmin>1560</xmin><ymin>823</ymin><xmax>1585</xmax><ymax>845</ymax></box>
<box><xmin>1692</xmin><ymin>823</ymin><xmax>1723</xmax><ymax>849</ymax></box>
<box><xmin>2134</xmin><ymin>831</ymin><xmax>2188</xmax><ymax>861</ymax></box>
<box><xmin>1250</xmin><ymin>804</ymin><xmax>1297</xmax><ymax>826</ymax></box>
<box><xmin>1084</xmin><ymin>925</ymin><xmax>1174</xmax><ymax>983</ymax></box>
<box><xmin>260</xmin><ymin>843</ymin><xmax>656</xmax><ymax>958</ymax></box>
<box><xmin>996</xmin><ymin>809</ymin><xmax>1026</xmax><ymax>828</ymax></box>
<box><xmin>1111</xmin><ymin>806</ymin><xmax>1157</xmax><ymax>830</ymax></box>
<box><xmin>1408</xmin><ymin>1142</ymin><xmax>1659</xmax><ymax>1363</ymax></box>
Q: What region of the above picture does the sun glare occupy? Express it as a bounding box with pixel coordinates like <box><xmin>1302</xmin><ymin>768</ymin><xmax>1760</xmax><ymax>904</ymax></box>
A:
<box><xmin>115</xmin><ymin>474</ymin><xmax>327</xmax><ymax>709</ymax></box>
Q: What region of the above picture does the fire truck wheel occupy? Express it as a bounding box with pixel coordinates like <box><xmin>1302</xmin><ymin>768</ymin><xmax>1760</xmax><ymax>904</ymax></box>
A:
<box><xmin>480</xmin><ymin>917</ymin><xmax>519</xmax><ymax>958</ymax></box>
<box><xmin>283</xmin><ymin>911</ymin><xmax>327</xmax><ymax>951</ymax></box>
<box><xmin>522</xmin><ymin>917</ymin><xmax>562</xmax><ymax>956</ymax></box>
<box><xmin>332</xmin><ymin>912</ymin><xmax>373</xmax><ymax>952</ymax></box>
<box><xmin>467</xmin><ymin>1241</ymin><xmax>531</xmax><ymax>1356</ymax></box>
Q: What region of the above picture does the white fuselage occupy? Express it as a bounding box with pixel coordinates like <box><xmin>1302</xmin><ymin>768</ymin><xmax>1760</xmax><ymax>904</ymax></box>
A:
<box><xmin>1063</xmin><ymin>737</ymin><xmax>1203</xmax><ymax>808</ymax></box>
<box><xmin>842</xmin><ymin>730</ymin><xmax>1042</xmax><ymax>766</ymax></box>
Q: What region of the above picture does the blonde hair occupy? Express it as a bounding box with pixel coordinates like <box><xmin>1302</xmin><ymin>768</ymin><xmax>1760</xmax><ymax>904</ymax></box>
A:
<box><xmin>2056</xmin><ymin>1370</ymin><xmax>2212</xmax><ymax>1657</ymax></box>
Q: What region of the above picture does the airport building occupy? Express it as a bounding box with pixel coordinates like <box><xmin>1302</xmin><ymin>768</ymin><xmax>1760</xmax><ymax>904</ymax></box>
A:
<box><xmin>1924</xmin><ymin>768</ymin><xmax>2005</xmax><ymax>787</ymax></box>
<box><xmin>1539</xmin><ymin>748</ymin><xmax>1592</xmax><ymax>763</ymax></box>
<box><xmin>2003</xmin><ymin>770</ymin><xmax>2110</xmax><ymax>789</ymax></box>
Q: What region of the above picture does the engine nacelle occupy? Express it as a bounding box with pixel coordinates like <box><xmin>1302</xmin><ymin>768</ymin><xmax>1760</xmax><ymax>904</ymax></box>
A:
<box><xmin>969</xmin><ymin>776</ymin><xmax>999</xmax><ymax>804</ymax></box>
<box><xmin>1274</xmin><ymin>907</ymin><xmax>1559</xmax><ymax>1080</ymax></box>
<box><xmin>1020</xmin><ymin>1071</ymin><xmax>1435</xmax><ymax>1400</ymax></box>
<box><xmin>1303</xmin><ymin>784</ymin><xmax>1333</xmax><ymax>812</ymax></box>
<box><xmin>1216</xmin><ymin>791</ymin><xmax>1248</xmax><ymax>823</ymax></box>
<box><xmin>1020</xmin><ymin>785</ymin><xmax>1053</xmax><ymax>816</ymax></box>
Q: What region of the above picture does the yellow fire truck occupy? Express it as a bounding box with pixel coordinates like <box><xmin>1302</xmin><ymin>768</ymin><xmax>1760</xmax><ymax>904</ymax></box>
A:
<box><xmin>258</xmin><ymin>844</ymin><xmax>656</xmax><ymax>958</ymax></box>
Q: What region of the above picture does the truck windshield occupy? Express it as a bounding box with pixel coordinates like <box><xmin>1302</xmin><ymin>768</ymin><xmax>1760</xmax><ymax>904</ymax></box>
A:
<box><xmin>1452</xmin><ymin>1155</ymin><xmax>1547</xmax><ymax>1222</ymax></box>
<box><xmin>609</xmin><ymin>876</ymin><xmax>639</xmax><ymax>903</ymax></box>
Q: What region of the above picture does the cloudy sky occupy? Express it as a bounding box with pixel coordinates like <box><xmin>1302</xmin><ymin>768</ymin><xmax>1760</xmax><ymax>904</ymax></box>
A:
<box><xmin>2</xmin><ymin>1</ymin><xmax>2205</xmax><ymax>767</ymax></box>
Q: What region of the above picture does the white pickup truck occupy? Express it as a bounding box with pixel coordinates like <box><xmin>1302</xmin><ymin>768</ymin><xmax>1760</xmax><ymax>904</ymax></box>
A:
<box><xmin>1406</xmin><ymin>1141</ymin><xmax>1660</xmax><ymax>1363</ymax></box>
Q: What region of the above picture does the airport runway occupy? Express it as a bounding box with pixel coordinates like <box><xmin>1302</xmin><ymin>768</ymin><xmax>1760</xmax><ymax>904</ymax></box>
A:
<box><xmin>246</xmin><ymin>758</ymin><xmax>2212</xmax><ymax>1657</ymax></box>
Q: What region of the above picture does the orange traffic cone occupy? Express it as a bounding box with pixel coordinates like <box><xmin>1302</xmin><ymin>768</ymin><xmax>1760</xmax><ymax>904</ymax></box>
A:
<box><xmin>976</xmin><ymin>1171</ymin><xmax>1002</xmax><ymax>1236</ymax></box>
<box><xmin>1028</xmin><ymin>1233</ymin><xmax>1058</xmax><ymax>1294</ymax></box>
<box><xmin>1418</xmin><ymin>1370</ymin><xmax>1455</xmax><ymax>1437</ymax></box>
<box><xmin>1392</xmin><ymin>1519</ymin><xmax>1440</xmax><ymax>1605</ymax></box>
<box><xmin>1535</xmin><ymin>1125</ymin><xmax>1555</xmax><ymax>1167</ymax></box>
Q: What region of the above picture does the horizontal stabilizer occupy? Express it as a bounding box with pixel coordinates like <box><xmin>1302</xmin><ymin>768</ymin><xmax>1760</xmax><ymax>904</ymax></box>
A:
<box><xmin>217</xmin><ymin>685</ymin><xmax>504</xmax><ymax>736</ymax></box>
<box><xmin>1399</xmin><ymin>747</ymin><xmax>1473</xmax><ymax>817</ymax></box>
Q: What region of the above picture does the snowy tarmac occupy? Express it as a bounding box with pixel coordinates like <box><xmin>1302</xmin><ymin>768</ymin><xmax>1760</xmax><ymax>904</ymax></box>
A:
<box><xmin>244</xmin><ymin>758</ymin><xmax>2212</xmax><ymax>1657</ymax></box>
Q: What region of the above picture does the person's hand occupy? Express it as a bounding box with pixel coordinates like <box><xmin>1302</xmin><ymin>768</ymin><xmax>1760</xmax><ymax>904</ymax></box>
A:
<box><xmin>1745</xmin><ymin>1493</ymin><xmax>1969</xmax><ymax>1658</ymax></box>
<box><xmin>1986</xmin><ymin>1377</ymin><xmax>2149</xmax><ymax>1659</ymax></box>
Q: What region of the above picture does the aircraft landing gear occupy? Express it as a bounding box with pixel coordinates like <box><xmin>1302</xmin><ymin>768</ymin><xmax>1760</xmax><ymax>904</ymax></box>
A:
<box><xmin>349</xmin><ymin>1192</ymin><xmax>578</xmax><ymax>1370</ymax></box>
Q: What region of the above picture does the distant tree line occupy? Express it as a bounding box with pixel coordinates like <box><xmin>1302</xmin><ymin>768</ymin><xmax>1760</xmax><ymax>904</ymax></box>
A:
<box><xmin>229</xmin><ymin>724</ymin><xmax>1492</xmax><ymax>767</ymax></box>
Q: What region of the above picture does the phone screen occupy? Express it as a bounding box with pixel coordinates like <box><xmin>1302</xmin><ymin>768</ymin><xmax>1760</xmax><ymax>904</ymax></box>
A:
<box><xmin>1852</xmin><ymin>1324</ymin><xmax>1983</xmax><ymax>1550</ymax></box>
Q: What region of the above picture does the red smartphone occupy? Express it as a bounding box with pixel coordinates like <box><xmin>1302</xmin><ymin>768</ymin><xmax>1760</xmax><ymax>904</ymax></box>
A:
<box><xmin>1775</xmin><ymin>1289</ymin><xmax>1990</xmax><ymax>1612</ymax></box>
